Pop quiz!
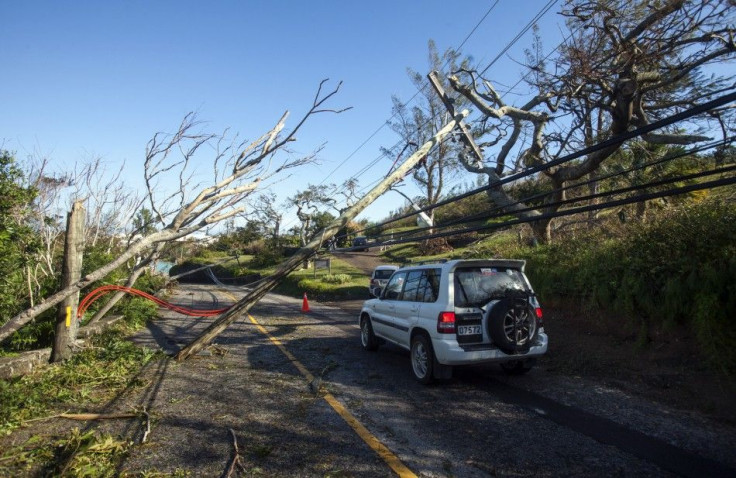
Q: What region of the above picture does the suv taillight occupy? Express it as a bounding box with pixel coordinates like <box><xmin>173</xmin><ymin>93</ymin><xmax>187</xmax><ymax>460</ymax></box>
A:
<box><xmin>535</xmin><ymin>307</ymin><xmax>543</xmax><ymax>319</ymax></box>
<box><xmin>437</xmin><ymin>311</ymin><xmax>456</xmax><ymax>334</ymax></box>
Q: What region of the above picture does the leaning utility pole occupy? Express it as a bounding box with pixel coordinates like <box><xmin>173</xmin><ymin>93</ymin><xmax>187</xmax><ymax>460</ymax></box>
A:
<box><xmin>427</xmin><ymin>71</ymin><xmax>484</xmax><ymax>163</ymax></box>
<box><xmin>175</xmin><ymin>109</ymin><xmax>469</xmax><ymax>361</ymax></box>
<box><xmin>51</xmin><ymin>200</ymin><xmax>86</xmax><ymax>362</ymax></box>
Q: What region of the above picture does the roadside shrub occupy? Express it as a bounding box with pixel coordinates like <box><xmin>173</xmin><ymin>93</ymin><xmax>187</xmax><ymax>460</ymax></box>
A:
<box><xmin>249</xmin><ymin>245</ymin><xmax>287</xmax><ymax>268</ymax></box>
<box><xmin>285</xmin><ymin>276</ymin><xmax>365</xmax><ymax>301</ymax></box>
<box><xmin>242</xmin><ymin>239</ymin><xmax>266</xmax><ymax>255</ymax></box>
<box><xmin>320</xmin><ymin>274</ymin><xmax>352</xmax><ymax>284</ymax></box>
<box><xmin>418</xmin><ymin>238</ymin><xmax>453</xmax><ymax>255</ymax></box>
<box><xmin>524</xmin><ymin>199</ymin><xmax>736</xmax><ymax>372</ymax></box>
<box><xmin>114</xmin><ymin>296</ymin><xmax>158</xmax><ymax>328</ymax></box>
<box><xmin>296</xmin><ymin>278</ymin><xmax>332</xmax><ymax>295</ymax></box>
<box><xmin>134</xmin><ymin>270</ymin><xmax>166</xmax><ymax>294</ymax></box>
<box><xmin>4</xmin><ymin>310</ymin><xmax>56</xmax><ymax>352</ymax></box>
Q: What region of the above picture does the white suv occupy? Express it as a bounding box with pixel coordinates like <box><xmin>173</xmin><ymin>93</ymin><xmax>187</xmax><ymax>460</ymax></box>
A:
<box><xmin>359</xmin><ymin>259</ymin><xmax>548</xmax><ymax>384</ymax></box>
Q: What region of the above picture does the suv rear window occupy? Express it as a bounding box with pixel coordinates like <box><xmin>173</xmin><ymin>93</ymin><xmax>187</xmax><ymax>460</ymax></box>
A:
<box><xmin>454</xmin><ymin>266</ymin><xmax>528</xmax><ymax>307</ymax></box>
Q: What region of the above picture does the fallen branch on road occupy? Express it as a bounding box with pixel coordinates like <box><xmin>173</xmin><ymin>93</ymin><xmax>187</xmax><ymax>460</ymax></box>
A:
<box><xmin>225</xmin><ymin>428</ymin><xmax>247</xmax><ymax>478</ymax></box>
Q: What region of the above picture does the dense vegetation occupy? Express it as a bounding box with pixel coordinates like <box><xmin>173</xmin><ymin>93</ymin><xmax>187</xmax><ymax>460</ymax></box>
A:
<box><xmin>521</xmin><ymin>200</ymin><xmax>736</xmax><ymax>373</ymax></box>
<box><xmin>0</xmin><ymin>303</ymin><xmax>161</xmax><ymax>475</ymax></box>
<box><xmin>0</xmin><ymin>150</ymin><xmax>167</xmax><ymax>354</ymax></box>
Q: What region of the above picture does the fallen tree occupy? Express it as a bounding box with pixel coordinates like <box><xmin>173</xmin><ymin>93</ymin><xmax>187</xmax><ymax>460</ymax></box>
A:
<box><xmin>175</xmin><ymin>109</ymin><xmax>469</xmax><ymax>360</ymax></box>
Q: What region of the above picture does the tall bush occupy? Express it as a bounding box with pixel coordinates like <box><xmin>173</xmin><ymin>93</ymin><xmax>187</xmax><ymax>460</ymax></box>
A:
<box><xmin>0</xmin><ymin>152</ymin><xmax>39</xmax><ymax>322</ymax></box>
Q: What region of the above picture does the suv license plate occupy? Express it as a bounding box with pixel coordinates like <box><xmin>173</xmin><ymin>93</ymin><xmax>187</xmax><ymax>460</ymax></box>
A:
<box><xmin>458</xmin><ymin>325</ymin><xmax>481</xmax><ymax>336</ymax></box>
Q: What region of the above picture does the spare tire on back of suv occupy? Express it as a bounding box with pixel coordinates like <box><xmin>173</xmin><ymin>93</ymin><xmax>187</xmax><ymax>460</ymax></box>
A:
<box><xmin>485</xmin><ymin>292</ymin><xmax>538</xmax><ymax>354</ymax></box>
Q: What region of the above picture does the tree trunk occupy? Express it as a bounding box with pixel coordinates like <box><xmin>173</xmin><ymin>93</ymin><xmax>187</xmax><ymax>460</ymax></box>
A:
<box><xmin>588</xmin><ymin>172</ymin><xmax>600</xmax><ymax>220</ymax></box>
<box><xmin>50</xmin><ymin>200</ymin><xmax>86</xmax><ymax>362</ymax></box>
<box><xmin>636</xmin><ymin>199</ymin><xmax>647</xmax><ymax>221</ymax></box>
<box><xmin>0</xmin><ymin>213</ymin><xmax>225</xmax><ymax>344</ymax></box>
<box><xmin>530</xmin><ymin>219</ymin><xmax>552</xmax><ymax>245</ymax></box>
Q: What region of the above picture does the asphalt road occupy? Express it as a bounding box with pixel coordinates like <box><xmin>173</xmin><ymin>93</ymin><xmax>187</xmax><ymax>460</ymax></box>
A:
<box><xmin>119</xmin><ymin>284</ymin><xmax>736</xmax><ymax>477</ymax></box>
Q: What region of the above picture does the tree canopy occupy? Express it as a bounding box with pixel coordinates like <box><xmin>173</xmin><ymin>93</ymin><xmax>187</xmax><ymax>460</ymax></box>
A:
<box><xmin>449</xmin><ymin>0</ymin><xmax>735</xmax><ymax>243</ymax></box>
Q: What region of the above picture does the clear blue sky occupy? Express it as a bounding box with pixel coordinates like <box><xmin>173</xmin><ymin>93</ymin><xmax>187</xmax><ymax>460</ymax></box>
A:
<box><xmin>1</xmin><ymin>0</ymin><xmax>565</xmax><ymax>230</ymax></box>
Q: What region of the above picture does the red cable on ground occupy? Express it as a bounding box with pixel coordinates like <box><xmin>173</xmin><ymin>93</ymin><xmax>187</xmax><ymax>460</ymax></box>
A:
<box><xmin>77</xmin><ymin>285</ymin><xmax>232</xmax><ymax>318</ymax></box>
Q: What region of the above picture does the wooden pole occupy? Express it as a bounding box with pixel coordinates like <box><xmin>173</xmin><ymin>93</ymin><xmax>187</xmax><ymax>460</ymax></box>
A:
<box><xmin>174</xmin><ymin>110</ymin><xmax>468</xmax><ymax>361</ymax></box>
<box><xmin>427</xmin><ymin>71</ymin><xmax>485</xmax><ymax>163</ymax></box>
<box><xmin>51</xmin><ymin>200</ymin><xmax>86</xmax><ymax>362</ymax></box>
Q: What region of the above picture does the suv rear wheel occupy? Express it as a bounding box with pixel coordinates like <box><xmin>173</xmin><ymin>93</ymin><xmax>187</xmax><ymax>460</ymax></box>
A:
<box><xmin>411</xmin><ymin>334</ymin><xmax>435</xmax><ymax>384</ymax></box>
<box><xmin>360</xmin><ymin>317</ymin><xmax>379</xmax><ymax>351</ymax></box>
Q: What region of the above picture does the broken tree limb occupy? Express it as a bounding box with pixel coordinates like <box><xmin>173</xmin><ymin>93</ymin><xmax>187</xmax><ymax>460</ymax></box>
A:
<box><xmin>225</xmin><ymin>428</ymin><xmax>245</xmax><ymax>478</ymax></box>
<box><xmin>59</xmin><ymin>412</ymin><xmax>139</xmax><ymax>420</ymax></box>
<box><xmin>174</xmin><ymin>110</ymin><xmax>469</xmax><ymax>361</ymax></box>
<box><xmin>141</xmin><ymin>410</ymin><xmax>151</xmax><ymax>444</ymax></box>
<box><xmin>1</xmin><ymin>83</ymin><xmax>348</xmax><ymax>345</ymax></box>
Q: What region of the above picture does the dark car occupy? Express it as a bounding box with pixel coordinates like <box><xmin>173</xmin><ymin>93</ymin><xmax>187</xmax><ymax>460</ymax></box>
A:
<box><xmin>352</xmin><ymin>236</ymin><xmax>369</xmax><ymax>251</ymax></box>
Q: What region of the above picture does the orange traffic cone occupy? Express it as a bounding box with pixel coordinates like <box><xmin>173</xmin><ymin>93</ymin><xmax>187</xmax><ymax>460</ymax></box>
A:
<box><xmin>301</xmin><ymin>292</ymin><xmax>310</xmax><ymax>313</ymax></box>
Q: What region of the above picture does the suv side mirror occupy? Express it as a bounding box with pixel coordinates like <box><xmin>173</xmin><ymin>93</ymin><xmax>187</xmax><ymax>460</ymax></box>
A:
<box><xmin>373</xmin><ymin>286</ymin><xmax>383</xmax><ymax>298</ymax></box>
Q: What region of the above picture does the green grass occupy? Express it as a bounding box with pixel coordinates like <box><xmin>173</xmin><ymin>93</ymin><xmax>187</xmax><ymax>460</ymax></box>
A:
<box><xmin>0</xmin><ymin>302</ymin><xmax>163</xmax><ymax>476</ymax></box>
<box><xmin>0</xmin><ymin>329</ymin><xmax>161</xmax><ymax>436</ymax></box>
<box><xmin>380</xmin><ymin>243</ymin><xmax>419</xmax><ymax>263</ymax></box>
<box><xmin>273</xmin><ymin>257</ymin><xmax>368</xmax><ymax>301</ymax></box>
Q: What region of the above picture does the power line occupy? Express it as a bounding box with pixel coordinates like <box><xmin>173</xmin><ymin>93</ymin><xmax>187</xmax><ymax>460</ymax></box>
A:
<box><xmin>379</xmin><ymin>160</ymin><xmax>736</xmax><ymax>246</ymax></box>
<box><xmin>415</xmin><ymin>137</ymin><xmax>735</xmax><ymax>235</ymax></box>
<box><xmin>478</xmin><ymin>0</ymin><xmax>558</xmax><ymax>77</ymax></box>
<box><xmin>342</xmin><ymin>172</ymin><xmax>736</xmax><ymax>251</ymax></box>
<box><xmin>324</xmin><ymin>0</ymin><xmax>560</xmax><ymax>216</ymax></box>
<box><xmin>289</xmin><ymin>1</ymin><xmax>591</xmax><ymax>236</ymax></box>
<box><xmin>456</xmin><ymin>0</ymin><xmax>501</xmax><ymax>53</ymax></box>
<box><xmin>317</xmin><ymin>122</ymin><xmax>388</xmax><ymax>186</ymax></box>
<box><xmin>340</xmin><ymin>136</ymin><xmax>733</xmax><ymax>245</ymax></box>
<box><xmin>499</xmin><ymin>24</ymin><xmax>581</xmax><ymax>99</ymax></box>
<box><xmin>316</xmin><ymin>2</ymin><xmax>502</xmax><ymax>190</ymax></box>
<box><xmin>348</xmin><ymin>90</ymin><xmax>736</xmax><ymax>235</ymax></box>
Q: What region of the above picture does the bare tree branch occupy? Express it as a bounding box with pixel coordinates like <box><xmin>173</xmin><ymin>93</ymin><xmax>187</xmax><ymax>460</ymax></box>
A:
<box><xmin>0</xmin><ymin>81</ymin><xmax>350</xmax><ymax>343</ymax></box>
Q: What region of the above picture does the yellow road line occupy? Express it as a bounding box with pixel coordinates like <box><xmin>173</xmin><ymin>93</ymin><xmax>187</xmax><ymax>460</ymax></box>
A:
<box><xmin>216</xmin><ymin>289</ymin><xmax>416</xmax><ymax>478</ymax></box>
<box><xmin>246</xmin><ymin>313</ymin><xmax>417</xmax><ymax>478</ymax></box>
